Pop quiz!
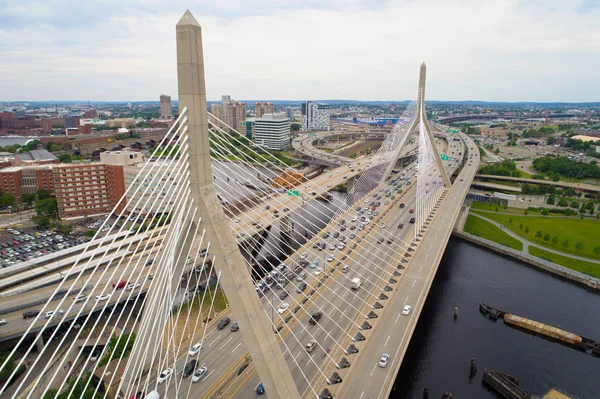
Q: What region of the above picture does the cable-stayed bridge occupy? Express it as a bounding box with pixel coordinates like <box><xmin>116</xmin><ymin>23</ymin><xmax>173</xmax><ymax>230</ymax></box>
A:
<box><xmin>0</xmin><ymin>10</ymin><xmax>479</xmax><ymax>399</ymax></box>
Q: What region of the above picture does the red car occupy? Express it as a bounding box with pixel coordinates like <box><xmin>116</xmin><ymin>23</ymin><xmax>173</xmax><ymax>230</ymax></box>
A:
<box><xmin>409</xmin><ymin>209</ymin><xmax>415</xmax><ymax>214</ymax></box>
<box><xmin>113</xmin><ymin>280</ymin><xmax>128</xmax><ymax>289</ymax></box>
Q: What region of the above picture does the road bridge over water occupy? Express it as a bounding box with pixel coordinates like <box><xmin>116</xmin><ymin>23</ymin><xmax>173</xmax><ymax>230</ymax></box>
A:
<box><xmin>0</xmin><ymin>11</ymin><xmax>479</xmax><ymax>399</ymax></box>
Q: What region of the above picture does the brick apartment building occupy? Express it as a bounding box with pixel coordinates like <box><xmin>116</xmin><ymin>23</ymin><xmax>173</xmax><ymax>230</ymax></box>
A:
<box><xmin>53</xmin><ymin>163</ymin><xmax>126</xmax><ymax>219</ymax></box>
<box><xmin>0</xmin><ymin>165</ymin><xmax>54</xmax><ymax>199</ymax></box>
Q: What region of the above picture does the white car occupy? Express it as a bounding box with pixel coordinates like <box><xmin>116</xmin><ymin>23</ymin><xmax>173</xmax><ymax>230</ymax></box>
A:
<box><xmin>95</xmin><ymin>294</ymin><xmax>110</xmax><ymax>302</ymax></box>
<box><xmin>157</xmin><ymin>368</ymin><xmax>173</xmax><ymax>384</ymax></box>
<box><xmin>45</xmin><ymin>310</ymin><xmax>64</xmax><ymax>319</ymax></box>
<box><xmin>329</xmin><ymin>245</ymin><xmax>336</xmax><ymax>250</ymax></box>
<box><xmin>300</xmin><ymin>252</ymin><xmax>307</xmax><ymax>259</ymax></box>
<box><xmin>380</xmin><ymin>223</ymin><xmax>386</xmax><ymax>228</ymax></box>
<box><xmin>126</xmin><ymin>283</ymin><xmax>141</xmax><ymax>291</ymax></box>
<box><xmin>192</xmin><ymin>366</ymin><xmax>207</xmax><ymax>383</ymax></box>
<box><xmin>0</xmin><ymin>319</ymin><xmax>6</xmax><ymax>326</ymax></box>
<box><xmin>234</xmin><ymin>218</ymin><xmax>241</xmax><ymax>223</ymax></box>
<box><xmin>278</xmin><ymin>303</ymin><xmax>290</xmax><ymax>314</ymax></box>
<box><xmin>378</xmin><ymin>354</ymin><xmax>390</xmax><ymax>368</ymax></box>
<box><xmin>402</xmin><ymin>305</ymin><xmax>412</xmax><ymax>315</ymax></box>
<box><xmin>327</xmin><ymin>255</ymin><xmax>335</xmax><ymax>262</ymax></box>
<box><xmin>314</xmin><ymin>268</ymin><xmax>323</xmax><ymax>276</ymax></box>
<box><xmin>189</xmin><ymin>342</ymin><xmax>203</xmax><ymax>356</ymax></box>
<box><xmin>74</xmin><ymin>294</ymin><xmax>87</xmax><ymax>303</ymax></box>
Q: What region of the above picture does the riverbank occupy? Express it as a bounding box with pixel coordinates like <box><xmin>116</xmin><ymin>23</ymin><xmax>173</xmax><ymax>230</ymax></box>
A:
<box><xmin>452</xmin><ymin>230</ymin><xmax>600</xmax><ymax>292</ymax></box>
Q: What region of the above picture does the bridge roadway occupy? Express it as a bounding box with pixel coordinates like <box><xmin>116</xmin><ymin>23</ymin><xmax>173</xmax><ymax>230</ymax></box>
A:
<box><xmin>474</xmin><ymin>174</ymin><xmax>600</xmax><ymax>194</ymax></box>
<box><xmin>147</xmin><ymin>138</ymin><xmax>465</xmax><ymax>399</ymax></box>
<box><xmin>334</xmin><ymin>133</ymin><xmax>478</xmax><ymax>398</ymax></box>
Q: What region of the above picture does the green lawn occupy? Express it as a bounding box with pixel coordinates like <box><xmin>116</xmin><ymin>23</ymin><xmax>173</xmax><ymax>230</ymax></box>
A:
<box><xmin>470</xmin><ymin>201</ymin><xmax>541</xmax><ymax>215</ymax></box>
<box><xmin>472</xmin><ymin>212</ymin><xmax>600</xmax><ymax>260</ymax></box>
<box><xmin>463</xmin><ymin>214</ymin><xmax>524</xmax><ymax>251</ymax></box>
<box><xmin>529</xmin><ymin>246</ymin><xmax>600</xmax><ymax>278</ymax></box>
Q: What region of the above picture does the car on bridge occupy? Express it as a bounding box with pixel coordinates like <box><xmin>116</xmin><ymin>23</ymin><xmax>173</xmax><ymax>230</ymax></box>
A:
<box><xmin>297</xmin><ymin>283</ymin><xmax>307</xmax><ymax>293</ymax></box>
<box><xmin>183</xmin><ymin>359</ymin><xmax>197</xmax><ymax>378</ymax></box>
<box><xmin>189</xmin><ymin>342</ymin><xmax>203</xmax><ymax>356</ymax></box>
<box><xmin>157</xmin><ymin>368</ymin><xmax>173</xmax><ymax>384</ymax></box>
<box><xmin>278</xmin><ymin>303</ymin><xmax>290</xmax><ymax>314</ymax></box>
<box><xmin>409</xmin><ymin>208</ymin><xmax>415</xmax><ymax>213</ymax></box>
<box><xmin>217</xmin><ymin>317</ymin><xmax>231</xmax><ymax>330</ymax></box>
<box><xmin>378</xmin><ymin>354</ymin><xmax>390</xmax><ymax>368</ymax></box>
<box><xmin>192</xmin><ymin>366</ymin><xmax>208</xmax><ymax>383</ymax></box>
<box><xmin>309</xmin><ymin>312</ymin><xmax>323</xmax><ymax>325</ymax></box>
<box><xmin>305</xmin><ymin>340</ymin><xmax>317</xmax><ymax>353</ymax></box>
<box><xmin>402</xmin><ymin>305</ymin><xmax>412</xmax><ymax>315</ymax></box>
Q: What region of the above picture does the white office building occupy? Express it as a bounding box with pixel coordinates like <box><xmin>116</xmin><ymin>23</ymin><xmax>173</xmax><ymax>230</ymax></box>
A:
<box><xmin>254</xmin><ymin>114</ymin><xmax>291</xmax><ymax>150</ymax></box>
<box><xmin>301</xmin><ymin>101</ymin><xmax>330</xmax><ymax>131</ymax></box>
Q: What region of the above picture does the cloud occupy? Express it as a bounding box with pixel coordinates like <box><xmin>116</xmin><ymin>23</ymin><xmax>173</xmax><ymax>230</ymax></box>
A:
<box><xmin>0</xmin><ymin>0</ymin><xmax>599</xmax><ymax>102</ymax></box>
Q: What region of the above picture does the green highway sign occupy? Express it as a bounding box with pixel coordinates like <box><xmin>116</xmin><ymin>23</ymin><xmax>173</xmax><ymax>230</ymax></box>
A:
<box><xmin>288</xmin><ymin>190</ymin><xmax>299</xmax><ymax>196</ymax></box>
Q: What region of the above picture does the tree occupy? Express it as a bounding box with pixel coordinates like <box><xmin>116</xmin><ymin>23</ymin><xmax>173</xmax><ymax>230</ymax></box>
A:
<box><xmin>543</xmin><ymin>233</ymin><xmax>551</xmax><ymax>242</ymax></box>
<box><xmin>586</xmin><ymin>201</ymin><xmax>595</xmax><ymax>214</ymax></box>
<box><xmin>541</xmin><ymin>208</ymin><xmax>549</xmax><ymax>216</ymax></box>
<box><xmin>508</xmin><ymin>217</ymin><xmax>512</xmax><ymax>224</ymax></box>
<box><xmin>547</xmin><ymin>195</ymin><xmax>555</xmax><ymax>205</ymax></box>
<box><xmin>519</xmin><ymin>223</ymin><xmax>523</xmax><ymax>230</ymax></box>
<box><xmin>37</xmin><ymin>189</ymin><xmax>53</xmax><ymax>200</ymax></box>
<box><xmin>575</xmin><ymin>241</ymin><xmax>584</xmax><ymax>252</ymax></box>
<box><xmin>570</xmin><ymin>201</ymin><xmax>579</xmax><ymax>209</ymax></box>
<box><xmin>552</xmin><ymin>236</ymin><xmax>559</xmax><ymax>245</ymax></box>
<box><xmin>35</xmin><ymin>197</ymin><xmax>57</xmax><ymax>216</ymax></box>
<box><xmin>58</xmin><ymin>154</ymin><xmax>72</xmax><ymax>163</ymax></box>
<box><xmin>535</xmin><ymin>230</ymin><xmax>543</xmax><ymax>238</ymax></box>
<box><xmin>525</xmin><ymin>226</ymin><xmax>530</xmax><ymax>234</ymax></box>
<box><xmin>594</xmin><ymin>246</ymin><xmax>600</xmax><ymax>256</ymax></box>
<box><xmin>0</xmin><ymin>193</ymin><xmax>16</xmax><ymax>208</ymax></box>
<box><xmin>33</xmin><ymin>216</ymin><xmax>52</xmax><ymax>229</ymax></box>
<box><xmin>562</xmin><ymin>239</ymin><xmax>569</xmax><ymax>248</ymax></box>
<box><xmin>524</xmin><ymin>209</ymin><xmax>529</xmax><ymax>215</ymax></box>
<box><xmin>558</xmin><ymin>198</ymin><xmax>568</xmax><ymax>207</ymax></box>
<box><xmin>579</xmin><ymin>204</ymin><xmax>586</xmax><ymax>214</ymax></box>
<box><xmin>22</xmin><ymin>192</ymin><xmax>36</xmax><ymax>206</ymax></box>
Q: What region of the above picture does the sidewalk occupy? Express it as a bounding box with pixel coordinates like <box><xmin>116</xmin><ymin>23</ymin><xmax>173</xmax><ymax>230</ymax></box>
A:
<box><xmin>469</xmin><ymin>212</ymin><xmax>600</xmax><ymax>264</ymax></box>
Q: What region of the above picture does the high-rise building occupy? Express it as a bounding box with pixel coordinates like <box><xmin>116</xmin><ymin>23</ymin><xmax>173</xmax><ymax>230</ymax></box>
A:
<box><xmin>160</xmin><ymin>95</ymin><xmax>173</xmax><ymax>118</ymax></box>
<box><xmin>254</xmin><ymin>114</ymin><xmax>291</xmax><ymax>150</ymax></box>
<box><xmin>255</xmin><ymin>102</ymin><xmax>274</xmax><ymax>119</ymax></box>
<box><xmin>285</xmin><ymin>106</ymin><xmax>295</xmax><ymax>122</ymax></box>
<box><xmin>242</xmin><ymin>118</ymin><xmax>255</xmax><ymax>140</ymax></box>
<box><xmin>210</xmin><ymin>95</ymin><xmax>246</xmax><ymax>134</ymax></box>
<box><xmin>301</xmin><ymin>101</ymin><xmax>330</xmax><ymax>131</ymax></box>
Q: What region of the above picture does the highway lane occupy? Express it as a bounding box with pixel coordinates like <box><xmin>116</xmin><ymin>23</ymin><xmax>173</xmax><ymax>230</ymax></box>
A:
<box><xmin>155</xmin><ymin>166</ymin><xmax>422</xmax><ymax>399</ymax></box>
<box><xmin>335</xmin><ymin>133</ymin><xmax>478</xmax><ymax>398</ymax></box>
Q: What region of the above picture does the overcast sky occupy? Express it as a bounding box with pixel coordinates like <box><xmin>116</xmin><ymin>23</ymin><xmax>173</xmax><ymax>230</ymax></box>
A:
<box><xmin>1</xmin><ymin>0</ymin><xmax>599</xmax><ymax>102</ymax></box>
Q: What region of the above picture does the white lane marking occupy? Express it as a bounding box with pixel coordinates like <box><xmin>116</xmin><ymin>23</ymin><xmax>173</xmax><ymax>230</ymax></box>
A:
<box><xmin>424</xmin><ymin>254</ymin><xmax>429</xmax><ymax>260</ymax></box>
<box><xmin>203</xmin><ymin>369</ymin><xmax>214</xmax><ymax>381</ymax></box>
<box><xmin>208</xmin><ymin>334</ymin><xmax>222</xmax><ymax>346</ymax></box>
<box><xmin>384</xmin><ymin>335</ymin><xmax>390</xmax><ymax>347</ymax></box>
<box><xmin>395</xmin><ymin>313</ymin><xmax>401</xmax><ymax>324</ymax></box>
<box><xmin>218</xmin><ymin>336</ymin><xmax>233</xmax><ymax>350</ymax></box>
<box><xmin>360</xmin><ymin>391</ymin><xmax>365</xmax><ymax>399</ymax></box>
<box><xmin>419</xmin><ymin>264</ymin><xmax>424</xmax><ymax>272</ymax></box>
<box><xmin>231</xmin><ymin>342</ymin><xmax>242</xmax><ymax>352</ymax></box>
<box><xmin>412</xmin><ymin>280</ymin><xmax>416</xmax><ymax>288</ymax></box>
<box><xmin>306</xmin><ymin>354</ymin><xmax>314</xmax><ymax>366</ymax></box>
<box><xmin>340</xmin><ymin>309</ymin><xmax>346</xmax><ymax>320</ymax></box>
<box><xmin>370</xmin><ymin>364</ymin><xmax>377</xmax><ymax>376</ymax></box>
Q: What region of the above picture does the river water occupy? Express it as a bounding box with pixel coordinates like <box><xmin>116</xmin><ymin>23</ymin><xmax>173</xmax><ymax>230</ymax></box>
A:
<box><xmin>391</xmin><ymin>238</ymin><xmax>600</xmax><ymax>399</ymax></box>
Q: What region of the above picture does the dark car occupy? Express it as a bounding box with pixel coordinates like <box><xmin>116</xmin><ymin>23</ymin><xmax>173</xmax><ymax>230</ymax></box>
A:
<box><xmin>23</xmin><ymin>310</ymin><xmax>40</xmax><ymax>319</ymax></box>
<box><xmin>297</xmin><ymin>283</ymin><xmax>307</xmax><ymax>293</ymax></box>
<box><xmin>231</xmin><ymin>322</ymin><xmax>239</xmax><ymax>332</ymax></box>
<box><xmin>397</xmin><ymin>223</ymin><xmax>404</xmax><ymax>229</ymax></box>
<box><xmin>409</xmin><ymin>217</ymin><xmax>416</xmax><ymax>224</ymax></box>
<box><xmin>399</xmin><ymin>203</ymin><xmax>406</xmax><ymax>209</ymax></box>
<box><xmin>217</xmin><ymin>317</ymin><xmax>231</xmax><ymax>330</ymax></box>
<box><xmin>256</xmin><ymin>382</ymin><xmax>265</xmax><ymax>395</ymax></box>
<box><xmin>279</xmin><ymin>292</ymin><xmax>288</xmax><ymax>300</ymax></box>
<box><xmin>309</xmin><ymin>312</ymin><xmax>322</xmax><ymax>325</ymax></box>
<box><xmin>183</xmin><ymin>359</ymin><xmax>197</xmax><ymax>378</ymax></box>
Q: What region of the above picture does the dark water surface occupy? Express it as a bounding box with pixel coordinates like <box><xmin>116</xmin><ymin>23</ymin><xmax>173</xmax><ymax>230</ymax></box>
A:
<box><xmin>391</xmin><ymin>238</ymin><xmax>600</xmax><ymax>399</ymax></box>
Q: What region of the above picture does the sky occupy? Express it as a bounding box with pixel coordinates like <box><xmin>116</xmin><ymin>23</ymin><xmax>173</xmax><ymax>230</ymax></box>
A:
<box><xmin>1</xmin><ymin>0</ymin><xmax>599</xmax><ymax>102</ymax></box>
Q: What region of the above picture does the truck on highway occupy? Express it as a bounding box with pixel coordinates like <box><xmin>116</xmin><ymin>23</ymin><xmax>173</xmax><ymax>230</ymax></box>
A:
<box><xmin>350</xmin><ymin>277</ymin><xmax>362</xmax><ymax>290</ymax></box>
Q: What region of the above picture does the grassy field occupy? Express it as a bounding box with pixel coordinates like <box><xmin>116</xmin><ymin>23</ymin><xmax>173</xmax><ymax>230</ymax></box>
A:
<box><xmin>472</xmin><ymin>212</ymin><xmax>600</xmax><ymax>260</ymax></box>
<box><xmin>529</xmin><ymin>246</ymin><xmax>600</xmax><ymax>278</ymax></box>
<box><xmin>463</xmin><ymin>214</ymin><xmax>523</xmax><ymax>251</ymax></box>
<box><xmin>470</xmin><ymin>201</ymin><xmax>541</xmax><ymax>215</ymax></box>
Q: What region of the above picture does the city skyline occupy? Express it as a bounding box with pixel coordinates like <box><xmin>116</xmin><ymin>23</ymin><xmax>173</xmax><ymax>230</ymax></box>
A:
<box><xmin>1</xmin><ymin>0</ymin><xmax>600</xmax><ymax>102</ymax></box>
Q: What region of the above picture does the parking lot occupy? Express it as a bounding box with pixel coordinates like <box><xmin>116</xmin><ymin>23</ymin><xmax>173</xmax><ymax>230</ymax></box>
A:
<box><xmin>0</xmin><ymin>228</ymin><xmax>88</xmax><ymax>268</ymax></box>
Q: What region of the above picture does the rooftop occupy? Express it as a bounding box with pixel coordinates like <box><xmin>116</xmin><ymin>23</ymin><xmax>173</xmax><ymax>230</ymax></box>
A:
<box><xmin>16</xmin><ymin>149</ymin><xmax>58</xmax><ymax>162</ymax></box>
